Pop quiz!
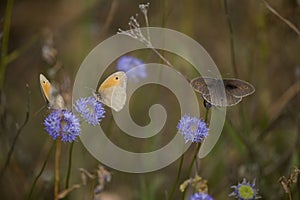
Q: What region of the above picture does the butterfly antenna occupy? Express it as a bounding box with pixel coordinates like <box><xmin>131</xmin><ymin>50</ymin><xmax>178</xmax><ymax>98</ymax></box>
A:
<box><xmin>84</xmin><ymin>86</ymin><xmax>96</xmax><ymax>93</ymax></box>
<box><xmin>33</xmin><ymin>105</ymin><xmax>47</xmax><ymax>117</ymax></box>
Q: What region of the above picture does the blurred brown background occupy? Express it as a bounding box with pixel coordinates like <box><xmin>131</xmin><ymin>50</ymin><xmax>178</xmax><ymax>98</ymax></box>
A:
<box><xmin>0</xmin><ymin>0</ymin><xmax>299</xmax><ymax>199</ymax></box>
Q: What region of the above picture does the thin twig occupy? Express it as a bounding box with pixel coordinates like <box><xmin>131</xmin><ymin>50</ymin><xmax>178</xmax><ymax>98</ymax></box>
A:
<box><xmin>258</xmin><ymin>80</ymin><xmax>300</xmax><ymax>140</ymax></box>
<box><xmin>0</xmin><ymin>84</ymin><xmax>30</xmax><ymax>180</ymax></box>
<box><xmin>139</xmin><ymin>3</ymin><xmax>151</xmax><ymax>42</ymax></box>
<box><xmin>0</xmin><ymin>0</ymin><xmax>14</xmax><ymax>90</ymax></box>
<box><xmin>57</xmin><ymin>184</ymin><xmax>81</xmax><ymax>199</ymax></box>
<box><xmin>118</xmin><ymin>4</ymin><xmax>175</xmax><ymax>69</ymax></box>
<box><xmin>99</xmin><ymin>0</ymin><xmax>118</xmax><ymax>38</ymax></box>
<box><xmin>223</xmin><ymin>4</ymin><xmax>255</xmax><ymax>143</ymax></box>
<box><xmin>26</xmin><ymin>141</ymin><xmax>56</xmax><ymax>200</ymax></box>
<box><xmin>224</xmin><ymin>0</ymin><xmax>238</xmax><ymax>77</ymax></box>
<box><xmin>54</xmin><ymin>139</ymin><xmax>62</xmax><ymax>200</ymax></box>
<box><xmin>261</xmin><ymin>0</ymin><xmax>300</xmax><ymax>38</ymax></box>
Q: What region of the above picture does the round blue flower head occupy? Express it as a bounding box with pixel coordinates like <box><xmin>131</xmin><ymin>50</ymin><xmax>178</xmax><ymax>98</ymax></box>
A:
<box><xmin>229</xmin><ymin>178</ymin><xmax>260</xmax><ymax>200</ymax></box>
<box><xmin>190</xmin><ymin>192</ymin><xmax>214</xmax><ymax>200</ymax></box>
<box><xmin>44</xmin><ymin>109</ymin><xmax>81</xmax><ymax>142</ymax></box>
<box><xmin>74</xmin><ymin>96</ymin><xmax>105</xmax><ymax>126</ymax></box>
<box><xmin>177</xmin><ymin>114</ymin><xmax>209</xmax><ymax>143</ymax></box>
<box><xmin>116</xmin><ymin>55</ymin><xmax>146</xmax><ymax>82</ymax></box>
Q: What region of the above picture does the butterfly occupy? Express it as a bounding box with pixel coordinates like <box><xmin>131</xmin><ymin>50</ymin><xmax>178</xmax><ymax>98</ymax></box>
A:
<box><xmin>190</xmin><ymin>77</ymin><xmax>255</xmax><ymax>107</ymax></box>
<box><xmin>39</xmin><ymin>74</ymin><xmax>66</xmax><ymax>109</ymax></box>
<box><xmin>93</xmin><ymin>71</ymin><xmax>127</xmax><ymax>112</ymax></box>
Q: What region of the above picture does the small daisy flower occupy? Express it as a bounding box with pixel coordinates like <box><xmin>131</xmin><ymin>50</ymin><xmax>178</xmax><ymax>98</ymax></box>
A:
<box><xmin>190</xmin><ymin>192</ymin><xmax>214</xmax><ymax>200</ymax></box>
<box><xmin>44</xmin><ymin>109</ymin><xmax>81</xmax><ymax>142</ymax></box>
<box><xmin>116</xmin><ymin>55</ymin><xmax>146</xmax><ymax>82</ymax></box>
<box><xmin>74</xmin><ymin>96</ymin><xmax>105</xmax><ymax>126</ymax></box>
<box><xmin>177</xmin><ymin>114</ymin><xmax>209</xmax><ymax>143</ymax></box>
<box><xmin>229</xmin><ymin>178</ymin><xmax>260</xmax><ymax>200</ymax></box>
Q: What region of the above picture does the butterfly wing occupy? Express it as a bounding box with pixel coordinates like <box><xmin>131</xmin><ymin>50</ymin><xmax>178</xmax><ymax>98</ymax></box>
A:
<box><xmin>98</xmin><ymin>71</ymin><xmax>127</xmax><ymax>112</ymax></box>
<box><xmin>40</xmin><ymin>74</ymin><xmax>51</xmax><ymax>103</ymax></box>
<box><xmin>39</xmin><ymin>74</ymin><xmax>65</xmax><ymax>109</ymax></box>
<box><xmin>201</xmin><ymin>92</ymin><xmax>242</xmax><ymax>107</ymax></box>
<box><xmin>110</xmin><ymin>86</ymin><xmax>127</xmax><ymax>112</ymax></box>
<box><xmin>191</xmin><ymin>77</ymin><xmax>245</xmax><ymax>107</ymax></box>
<box><xmin>223</xmin><ymin>79</ymin><xmax>255</xmax><ymax>97</ymax></box>
<box><xmin>49</xmin><ymin>88</ymin><xmax>65</xmax><ymax>109</ymax></box>
<box><xmin>191</xmin><ymin>77</ymin><xmax>227</xmax><ymax>106</ymax></box>
<box><xmin>190</xmin><ymin>77</ymin><xmax>210</xmax><ymax>95</ymax></box>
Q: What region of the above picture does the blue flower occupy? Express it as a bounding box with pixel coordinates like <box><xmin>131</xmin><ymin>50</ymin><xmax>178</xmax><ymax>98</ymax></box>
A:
<box><xmin>74</xmin><ymin>96</ymin><xmax>105</xmax><ymax>126</ymax></box>
<box><xmin>229</xmin><ymin>178</ymin><xmax>260</xmax><ymax>200</ymax></box>
<box><xmin>190</xmin><ymin>192</ymin><xmax>214</xmax><ymax>200</ymax></box>
<box><xmin>116</xmin><ymin>55</ymin><xmax>146</xmax><ymax>82</ymax></box>
<box><xmin>44</xmin><ymin>109</ymin><xmax>81</xmax><ymax>142</ymax></box>
<box><xmin>177</xmin><ymin>114</ymin><xmax>209</xmax><ymax>143</ymax></box>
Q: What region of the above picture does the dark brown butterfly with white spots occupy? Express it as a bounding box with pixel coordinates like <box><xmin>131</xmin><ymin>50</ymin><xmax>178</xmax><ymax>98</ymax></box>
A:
<box><xmin>190</xmin><ymin>77</ymin><xmax>255</xmax><ymax>107</ymax></box>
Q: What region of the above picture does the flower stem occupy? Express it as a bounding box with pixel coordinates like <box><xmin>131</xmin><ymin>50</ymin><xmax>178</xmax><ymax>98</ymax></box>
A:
<box><xmin>181</xmin><ymin>144</ymin><xmax>201</xmax><ymax>200</ymax></box>
<box><xmin>181</xmin><ymin>108</ymin><xmax>210</xmax><ymax>199</ymax></box>
<box><xmin>61</xmin><ymin>141</ymin><xmax>74</xmax><ymax>200</ymax></box>
<box><xmin>187</xmin><ymin>144</ymin><xmax>201</xmax><ymax>178</ymax></box>
<box><xmin>204</xmin><ymin>108</ymin><xmax>209</xmax><ymax>122</ymax></box>
<box><xmin>168</xmin><ymin>154</ymin><xmax>184</xmax><ymax>200</ymax></box>
<box><xmin>26</xmin><ymin>141</ymin><xmax>55</xmax><ymax>200</ymax></box>
<box><xmin>65</xmin><ymin>141</ymin><xmax>74</xmax><ymax>189</ymax></box>
<box><xmin>54</xmin><ymin>139</ymin><xmax>62</xmax><ymax>200</ymax></box>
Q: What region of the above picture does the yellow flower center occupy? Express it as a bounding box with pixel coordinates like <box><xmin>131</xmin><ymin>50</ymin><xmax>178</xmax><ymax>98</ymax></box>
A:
<box><xmin>238</xmin><ymin>185</ymin><xmax>254</xmax><ymax>199</ymax></box>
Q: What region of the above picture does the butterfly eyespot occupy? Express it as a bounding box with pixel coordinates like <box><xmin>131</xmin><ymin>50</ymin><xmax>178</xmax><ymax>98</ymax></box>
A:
<box><xmin>225</xmin><ymin>84</ymin><xmax>237</xmax><ymax>90</ymax></box>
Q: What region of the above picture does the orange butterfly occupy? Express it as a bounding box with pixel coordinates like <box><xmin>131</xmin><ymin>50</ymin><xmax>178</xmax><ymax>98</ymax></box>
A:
<box><xmin>93</xmin><ymin>71</ymin><xmax>127</xmax><ymax>112</ymax></box>
<box><xmin>39</xmin><ymin>74</ymin><xmax>65</xmax><ymax>109</ymax></box>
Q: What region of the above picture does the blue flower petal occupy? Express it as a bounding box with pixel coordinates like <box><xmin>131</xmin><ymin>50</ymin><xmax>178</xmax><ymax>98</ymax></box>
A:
<box><xmin>44</xmin><ymin>109</ymin><xmax>81</xmax><ymax>143</ymax></box>
<box><xmin>116</xmin><ymin>56</ymin><xmax>146</xmax><ymax>82</ymax></box>
<box><xmin>190</xmin><ymin>192</ymin><xmax>214</xmax><ymax>200</ymax></box>
<box><xmin>177</xmin><ymin>114</ymin><xmax>209</xmax><ymax>143</ymax></box>
<box><xmin>229</xmin><ymin>178</ymin><xmax>260</xmax><ymax>200</ymax></box>
<box><xmin>74</xmin><ymin>96</ymin><xmax>105</xmax><ymax>126</ymax></box>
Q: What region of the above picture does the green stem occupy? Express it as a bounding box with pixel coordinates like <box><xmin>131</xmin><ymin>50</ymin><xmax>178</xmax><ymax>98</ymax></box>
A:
<box><xmin>181</xmin><ymin>144</ymin><xmax>201</xmax><ymax>200</ymax></box>
<box><xmin>26</xmin><ymin>141</ymin><xmax>55</xmax><ymax>200</ymax></box>
<box><xmin>181</xmin><ymin>108</ymin><xmax>210</xmax><ymax>200</ymax></box>
<box><xmin>224</xmin><ymin>0</ymin><xmax>238</xmax><ymax>77</ymax></box>
<box><xmin>65</xmin><ymin>141</ymin><xmax>74</xmax><ymax>189</ymax></box>
<box><xmin>204</xmin><ymin>108</ymin><xmax>209</xmax><ymax>123</ymax></box>
<box><xmin>168</xmin><ymin>154</ymin><xmax>184</xmax><ymax>200</ymax></box>
<box><xmin>62</xmin><ymin>142</ymin><xmax>74</xmax><ymax>200</ymax></box>
<box><xmin>5</xmin><ymin>34</ymin><xmax>39</xmax><ymax>65</ymax></box>
<box><xmin>187</xmin><ymin>144</ymin><xmax>201</xmax><ymax>179</ymax></box>
<box><xmin>0</xmin><ymin>0</ymin><xmax>14</xmax><ymax>90</ymax></box>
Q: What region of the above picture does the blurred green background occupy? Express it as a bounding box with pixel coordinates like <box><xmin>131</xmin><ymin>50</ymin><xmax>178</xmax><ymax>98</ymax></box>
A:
<box><xmin>0</xmin><ymin>0</ymin><xmax>299</xmax><ymax>199</ymax></box>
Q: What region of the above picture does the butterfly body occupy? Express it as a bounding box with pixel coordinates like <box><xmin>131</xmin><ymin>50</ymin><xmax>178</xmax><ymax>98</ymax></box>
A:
<box><xmin>93</xmin><ymin>71</ymin><xmax>127</xmax><ymax>112</ymax></box>
<box><xmin>39</xmin><ymin>74</ymin><xmax>65</xmax><ymax>109</ymax></box>
<box><xmin>191</xmin><ymin>77</ymin><xmax>255</xmax><ymax>107</ymax></box>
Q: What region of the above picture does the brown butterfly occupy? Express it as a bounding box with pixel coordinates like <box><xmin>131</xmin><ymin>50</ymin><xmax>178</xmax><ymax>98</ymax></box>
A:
<box><xmin>190</xmin><ymin>77</ymin><xmax>255</xmax><ymax>107</ymax></box>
